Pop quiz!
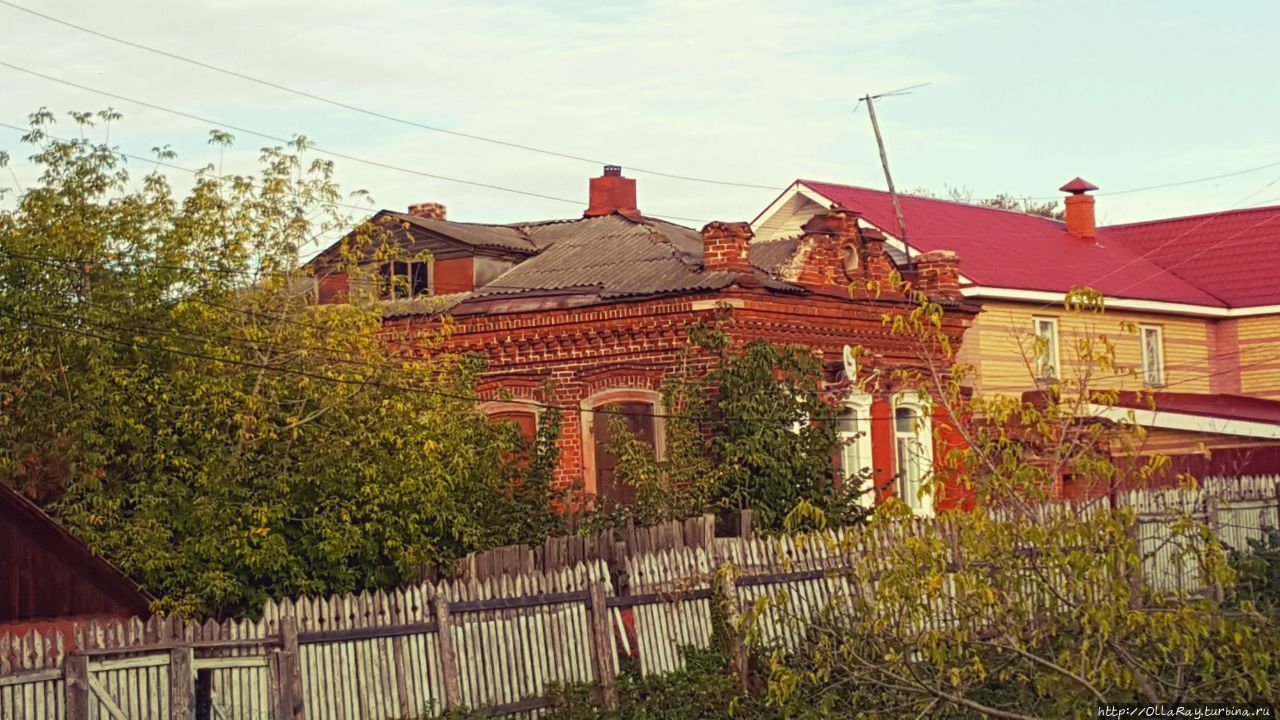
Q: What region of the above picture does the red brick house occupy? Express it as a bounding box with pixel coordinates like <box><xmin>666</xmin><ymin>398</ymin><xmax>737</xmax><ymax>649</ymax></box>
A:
<box><xmin>311</xmin><ymin>168</ymin><xmax>979</xmax><ymax>514</ymax></box>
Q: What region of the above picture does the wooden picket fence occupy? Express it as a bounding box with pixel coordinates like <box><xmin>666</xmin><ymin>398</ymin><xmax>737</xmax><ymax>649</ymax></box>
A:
<box><xmin>2</xmin><ymin>475</ymin><xmax>1278</xmax><ymax>719</ymax></box>
<box><xmin>448</xmin><ymin>512</ymin><xmax>736</xmax><ymax>587</ymax></box>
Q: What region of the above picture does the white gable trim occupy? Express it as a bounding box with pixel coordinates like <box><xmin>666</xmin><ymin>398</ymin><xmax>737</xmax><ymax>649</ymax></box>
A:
<box><xmin>755</xmin><ymin>183</ymin><xmax>1280</xmax><ymax>317</ymax></box>
<box><xmin>757</xmin><ymin>183</ymin><xmax>980</xmax><ymax>282</ymax></box>
<box><xmin>1085</xmin><ymin>403</ymin><xmax>1280</xmax><ymax>439</ymax></box>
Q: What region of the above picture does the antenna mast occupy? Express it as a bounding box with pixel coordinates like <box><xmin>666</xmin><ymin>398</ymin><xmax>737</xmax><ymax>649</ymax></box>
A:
<box><xmin>858</xmin><ymin>83</ymin><xmax>928</xmax><ymax>264</ymax></box>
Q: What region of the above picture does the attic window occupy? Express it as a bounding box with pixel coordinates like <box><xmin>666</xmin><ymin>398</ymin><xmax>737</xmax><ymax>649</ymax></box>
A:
<box><xmin>378</xmin><ymin>260</ymin><xmax>432</xmax><ymax>299</ymax></box>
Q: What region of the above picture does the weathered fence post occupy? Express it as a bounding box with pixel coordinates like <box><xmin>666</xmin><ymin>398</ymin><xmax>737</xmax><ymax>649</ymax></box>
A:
<box><xmin>716</xmin><ymin>568</ymin><xmax>749</xmax><ymax>692</ymax></box>
<box><xmin>737</xmin><ymin>504</ymin><xmax>752</xmax><ymax>538</ymax></box>
<box><xmin>1124</xmin><ymin>515</ymin><xmax>1144</xmax><ymax>609</ymax></box>
<box><xmin>1205</xmin><ymin>496</ymin><xmax>1226</xmax><ymax>604</ymax></box>
<box><xmin>275</xmin><ymin>614</ymin><xmax>305</xmax><ymax>720</ymax></box>
<box><xmin>64</xmin><ymin>652</ymin><xmax>90</xmax><ymax>720</ymax></box>
<box><xmin>587</xmin><ymin>580</ymin><xmax>618</xmax><ymax>708</ymax></box>
<box><xmin>1273</xmin><ymin>478</ymin><xmax>1280</xmax><ymax>530</ymax></box>
<box><xmin>169</xmin><ymin>645</ymin><xmax>194</xmax><ymax>720</ymax></box>
<box><xmin>432</xmin><ymin>594</ymin><xmax>463</xmax><ymax>710</ymax></box>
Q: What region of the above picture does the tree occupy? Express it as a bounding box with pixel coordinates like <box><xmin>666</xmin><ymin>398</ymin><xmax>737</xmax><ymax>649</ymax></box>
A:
<box><xmin>746</xmin><ymin>284</ymin><xmax>1280</xmax><ymax>716</ymax></box>
<box><xmin>909</xmin><ymin>185</ymin><xmax>1065</xmax><ymax>220</ymax></box>
<box><xmin>0</xmin><ymin>110</ymin><xmax>562</xmax><ymax>618</ymax></box>
<box><xmin>592</xmin><ymin>323</ymin><xmax>869</xmax><ymax>531</ymax></box>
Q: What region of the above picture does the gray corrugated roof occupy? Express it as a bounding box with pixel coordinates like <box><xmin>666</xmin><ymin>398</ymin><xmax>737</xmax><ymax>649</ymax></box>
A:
<box><xmin>750</xmin><ymin>237</ymin><xmax>799</xmax><ymax>272</ymax></box>
<box><xmin>366</xmin><ymin>213</ymin><xmax>805</xmax><ymax>317</ymax></box>
<box><xmin>391</xmin><ymin>213</ymin><xmax>538</xmax><ymax>254</ymax></box>
<box><xmin>381</xmin><ymin>292</ymin><xmax>473</xmax><ymax>319</ymax></box>
<box><xmin>464</xmin><ymin>215</ymin><xmax>736</xmax><ymax>302</ymax></box>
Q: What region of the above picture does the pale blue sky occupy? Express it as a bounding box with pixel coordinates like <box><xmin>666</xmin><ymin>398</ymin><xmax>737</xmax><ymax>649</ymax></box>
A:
<box><xmin>3</xmin><ymin>0</ymin><xmax>1278</xmax><ymax>252</ymax></box>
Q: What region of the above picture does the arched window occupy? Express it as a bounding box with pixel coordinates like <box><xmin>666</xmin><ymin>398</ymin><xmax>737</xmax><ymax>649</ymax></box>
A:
<box><xmin>481</xmin><ymin>402</ymin><xmax>539</xmax><ymax>441</ymax></box>
<box><xmin>581</xmin><ymin>389</ymin><xmax>663</xmax><ymax>506</ymax></box>
<box><xmin>837</xmin><ymin>391</ymin><xmax>874</xmax><ymax>507</ymax></box>
<box><xmin>893</xmin><ymin>392</ymin><xmax>934</xmax><ymax>517</ymax></box>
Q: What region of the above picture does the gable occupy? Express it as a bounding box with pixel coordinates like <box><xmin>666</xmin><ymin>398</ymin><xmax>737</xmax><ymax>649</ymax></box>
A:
<box><xmin>1</xmin><ymin>485</ymin><xmax>151</xmax><ymax>622</ymax></box>
<box><xmin>757</xmin><ymin>181</ymin><xmax>1226</xmax><ymax>309</ymax></box>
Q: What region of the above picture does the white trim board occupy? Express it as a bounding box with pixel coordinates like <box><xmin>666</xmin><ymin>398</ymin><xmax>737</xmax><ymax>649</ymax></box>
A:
<box><xmin>757</xmin><ymin>182</ymin><xmax>1280</xmax><ymax>319</ymax></box>
<box><xmin>961</xmin><ymin>286</ymin><xmax>1280</xmax><ymax>318</ymax></box>
<box><xmin>1085</xmin><ymin>403</ymin><xmax>1280</xmax><ymax>440</ymax></box>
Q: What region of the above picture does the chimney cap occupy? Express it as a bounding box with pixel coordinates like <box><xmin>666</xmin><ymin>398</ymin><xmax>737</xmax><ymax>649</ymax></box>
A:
<box><xmin>1059</xmin><ymin>177</ymin><xmax>1099</xmax><ymax>195</ymax></box>
<box><xmin>602</xmin><ymin>165</ymin><xmax>622</xmax><ymax>177</ymax></box>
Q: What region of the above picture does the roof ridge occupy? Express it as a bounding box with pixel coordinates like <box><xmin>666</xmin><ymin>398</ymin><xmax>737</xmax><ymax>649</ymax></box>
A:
<box><xmin>798</xmin><ymin>179</ymin><xmax>1066</xmax><ymax>223</ymax></box>
<box><xmin>386</xmin><ymin>210</ymin><xmax>525</xmax><ymax>230</ymax></box>
<box><xmin>1103</xmin><ymin>203</ymin><xmax>1280</xmax><ymax>230</ymax></box>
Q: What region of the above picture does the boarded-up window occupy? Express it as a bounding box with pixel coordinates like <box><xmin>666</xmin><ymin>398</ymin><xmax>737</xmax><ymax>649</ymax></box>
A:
<box><xmin>488</xmin><ymin>410</ymin><xmax>538</xmax><ymax>440</ymax></box>
<box><xmin>592</xmin><ymin>402</ymin><xmax>656</xmax><ymax>506</ymax></box>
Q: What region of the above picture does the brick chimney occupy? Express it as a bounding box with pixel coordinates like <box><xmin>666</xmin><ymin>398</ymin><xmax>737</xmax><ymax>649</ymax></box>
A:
<box><xmin>1060</xmin><ymin>178</ymin><xmax>1098</xmax><ymax>240</ymax></box>
<box><xmin>915</xmin><ymin>249</ymin><xmax>961</xmax><ymax>298</ymax></box>
<box><xmin>585</xmin><ymin>165</ymin><xmax>639</xmax><ymax>219</ymax></box>
<box><xmin>701</xmin><ymin>221</ymin><xmax>753</xmax><ymax>275</ymax></box>
<box><xmin>407</xmin><ymin>202</ymin><xmax>446</xmax><ymax>220</ymax></box>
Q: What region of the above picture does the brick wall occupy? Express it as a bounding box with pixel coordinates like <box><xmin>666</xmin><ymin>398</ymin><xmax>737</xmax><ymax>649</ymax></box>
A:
<box><xmin>390</xmin><ymin>283</ymin><xmax>977</xmax><ymax>507</ymax></box>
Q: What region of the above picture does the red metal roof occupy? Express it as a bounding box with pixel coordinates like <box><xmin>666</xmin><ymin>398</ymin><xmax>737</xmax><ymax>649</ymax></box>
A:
<box><xmin>1104</xmin><ymin>206</ymin><xmax>1280</xmax><ymax>307</ymax></box>
<box><xmin>798</xmin><ymin>180</ymin><xmax>1225</xmax><ymax>307</ymax></box>
<box><xmin>1106</xmin><ymin>391</ymin><xmax>1280</xmax><ymax>426</ymax></box>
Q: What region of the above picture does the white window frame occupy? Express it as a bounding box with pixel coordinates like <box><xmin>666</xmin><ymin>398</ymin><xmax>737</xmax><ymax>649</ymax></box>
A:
<box><xmin>376</xmin><ymin>258</ymin><xmax>434</xmax><ymax>300</ymax></box>
<box><xmin>1033</xmin><ymin>316</ymin><xmax>1061</xmax><ymax>381</ymax></box>
<box><xmin>1140</xmin><ymin>324</ymin><xmax>1165</xmax><ymax>387</ymax></box>
<box><xmin>837</xmin><ymin>391</ymin><xmax>875</xmax><ymax>508</ymax></box>
<box><xmin>893</xmin><ymin>392</ymin><xmax>934</xmax><ymax>517</ymax></box>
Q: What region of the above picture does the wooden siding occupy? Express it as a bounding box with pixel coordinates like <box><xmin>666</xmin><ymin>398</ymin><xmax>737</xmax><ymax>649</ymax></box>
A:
<box><xmin>0</xmin><ymin>486</ymin><xmax>150</xmax><ymax>624</ymax></box>
<box><xmin>1237</xmin><ymin>314</ymin><xmax>1280</xmax><ymax>400</ymax></box>
<box><xmin>963</xmin><ymin>301</ymin><xmax>1214</xmax><ymax>395</ymax></box>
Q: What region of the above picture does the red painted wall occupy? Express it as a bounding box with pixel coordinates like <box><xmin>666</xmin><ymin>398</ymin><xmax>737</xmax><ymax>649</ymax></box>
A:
<box><xmin>870</xmin><ymin>398</ymin><xmax>896</xmax><ymax>504</ymax></box>
<box><xmin>434</xmin><ymin>257</ymin><xmax>475</xmax><ymax>295</ymax></box>
<box><xmin>932</xmin><ymin>405</ymin><xmax>975</xmax><ymax>511</ymax></box>
<box><xmin>316</xmin><ymin>272</ymin><xmax>349</xmax><ymax>304</ymax></box>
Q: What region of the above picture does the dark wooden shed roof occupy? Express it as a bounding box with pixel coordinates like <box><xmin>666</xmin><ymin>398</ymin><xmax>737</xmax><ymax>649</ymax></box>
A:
<box><xmin>0</xmin><ymin>484</ymin><xmax>151</xmax><ymax>623</ymax></box>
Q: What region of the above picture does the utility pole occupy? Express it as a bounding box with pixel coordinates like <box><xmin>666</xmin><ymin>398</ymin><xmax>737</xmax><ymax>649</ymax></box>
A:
<box><xmin>862</xmin><ymin>93</ymin><xmax>910</xmax><ymax>262</ymax></box>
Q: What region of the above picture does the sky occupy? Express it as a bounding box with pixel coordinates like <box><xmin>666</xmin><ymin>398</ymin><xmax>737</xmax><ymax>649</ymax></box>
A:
<box><xmin>3</xmin><ymin>0</ymin><xmax>1279</xmax><ymax>256</ymax></box>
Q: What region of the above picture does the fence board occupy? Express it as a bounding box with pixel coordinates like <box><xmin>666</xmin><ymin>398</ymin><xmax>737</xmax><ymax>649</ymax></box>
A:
<box><xmin>4</xmin><ymin>476</ymin><xmax>1279</xmax><ymax>718</ymax></box>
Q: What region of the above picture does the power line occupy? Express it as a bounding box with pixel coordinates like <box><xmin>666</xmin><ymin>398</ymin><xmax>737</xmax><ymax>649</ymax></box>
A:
<box><xmin>0</xmin><ymin>59</ymin><xmax>711</xmax><ymax>225</ymax></box>
<box><xmin>1107</xmin><ymin>211</ymin><xmax>1280</xmax><ymax>300</ymax></box>
<box><xmin>1039</xmin><ymin>171</ymin><xmax>1280</xmax><ymax>311</ymax></box>
<box><xmin>0</xmin><ymin>0</ymin><xmax>781</xmax><ymax>193</ymax></box>
<box><xmin>1023</xmin><ymin>159</ymin><xmax>1280</xmax><ymax>200</ymax></box>
<box><xmin>6</xmin><ymin>292</ymin><xmax>1276</xmax><ymax>431</ymax></box>
<box><xmin>1</xmin><ymin>305</ymin><xmax>884</xmax><ymax>425</ymax></box>
<box><xmin>0</xmin><ymin>119</ymin><xmax>381</xmax><ymax>220</ymax></box>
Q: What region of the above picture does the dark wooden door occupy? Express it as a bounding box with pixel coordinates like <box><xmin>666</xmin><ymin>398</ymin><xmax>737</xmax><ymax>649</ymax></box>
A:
<box><xmin>592</xmin><ymin>402</ymin><xmax>655</xmax><ymax>506</ymax></box>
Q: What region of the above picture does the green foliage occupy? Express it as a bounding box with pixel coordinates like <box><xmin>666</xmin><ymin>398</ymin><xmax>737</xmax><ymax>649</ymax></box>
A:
<box><xmin>748</xmin><ymin>283</ymin><xmax>1280</xmax><ymax>716</ymax></box>
<box><xmin>908</xmin><ymin>185</ymin><xmax>1065</xmax><ymax>220</ymax></box>
<box><xmin>587</xmin><ymin>325</ymin><xmax>869</xmax><ymax>532</ymax></box>
<box><xmin>541</xmin><ymin>647</ymin><xmax>771</xmax><ymax>720</ymax></box>
<box><xmin>0</xmin><ymin>110</ymin><xmax>561</xmax><ymax>618</ymax></box>
<box><xmin>1229</xmin><ymin>526</ymin><xmax>1280</xmax><ymax>617</ymax></box>
<box><xmin>754</xmin><ymin>503</ymin><xmax>1280</xmax><ymax>717</ymax></box>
